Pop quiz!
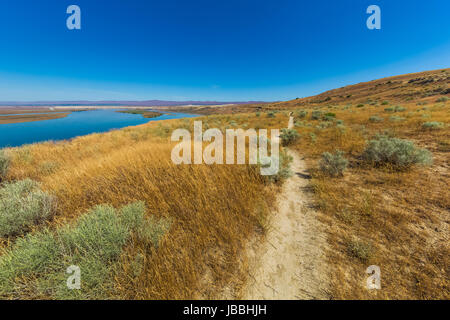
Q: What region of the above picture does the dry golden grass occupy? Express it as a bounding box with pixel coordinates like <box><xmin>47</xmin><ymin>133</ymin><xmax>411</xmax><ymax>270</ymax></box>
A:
<box><xmin>165</xmin><ymin>68</ymin><xmax>449</xmax><ymax>299</ymax></box>
<box><xmin>285</xmin><ymin>100</ymin><xmax>449</xmax><ymax>299</ymax></box>
<box><xmin>1</xmin><ymin>68</ymin><xmax>448</xmax><ymax>299</ymax></box>
<box><xmin>3</xmin><ymin>118</ymin><xmax>278</xmax><ymax>299</ymax></box>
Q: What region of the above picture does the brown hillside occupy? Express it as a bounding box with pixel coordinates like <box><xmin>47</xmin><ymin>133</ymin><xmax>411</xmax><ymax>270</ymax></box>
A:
<box><xmin>163</xmin><ymin>68</ymin><xmax>449</xmax><ymax>114</ymax></box>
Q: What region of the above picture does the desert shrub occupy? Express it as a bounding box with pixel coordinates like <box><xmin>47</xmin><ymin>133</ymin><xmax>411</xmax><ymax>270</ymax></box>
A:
<box><xmin>363</xmin><ymin>135</ymin><xmax>432</xmax><ymax>169</ymax></box>
<box><xmin>0</xmin><ymin>150</ymin><xmax>10</xmax><ymax>180</ymax></box>
<box><xmin>262</xmin><ymin>149</ymin><xmax>293</xmax><ymax>184</ymax></box>
<box><xmin>0</xmin><ymin>179</ymin><xmax>56</xmax><ymax>237</ymax></box>
<box><xmin>369</xmin><ymin>115</ymin><xmax>384</xmax><ymax>122</ymax></box>
<box><xmin>347</xmin><ymin>238</ymin><xmax>373</xmax><ymax>262</ymax></box>
<box><xmin>0</xmin><ymin>201</ymin><xmax>170</xmax><ymax>299</ymax></box>
<box><xmin>311</xmin><ymin>110</ymin><xmax>322</xmax><ymax>120</ymax></box>
<box><xmin>422</xmin><ymin>122</ymin><xmax>444</xmax><ymax>130</ymax></box>
<box><xmin>267</xmin><ymin>111</ymin><xmax>276</xmax><ymax>118</ymax></box>
<box><xmin>389</xmin><ymin>116</ymin><xmax>405</xmax><ymax>122</ymax></box>
<box><xmin>381</xmin><ymin>101</ymin><xmax>389</xmax><ymax>105</ymax></box>
<box><xmin>255</xmin><ymin>112</ymin><xmax>260</xmax><ymax>117</ymax></box>
<box><xmin>394</xmin><ymin>105</ymin><xmax>406</xmax><ymax>112</ymax></box>
<box><xmin>336</xmin><ymin>119</ymin><xmax>344</xmax><ymax>125</ymax></box>
<box><xmin>319</xmin><ymin>150</ymin><xmax>349</xmax><ymax>177</ymax></box>
<box><xmin>384</xmin><ymin>107</ymin><xmax>394</xmax><ymax>112</ymax></box>
<box><xmin>323</xmin><ymin>112</ymin><xmax>336</xmax><ymax>121</ymax></box>
<box><xmin>436</xmin><ymin>96</ymin><xmax>448</xmax><ymax>103</ymax></box>
<box><xmin>279</xmin><ymin>128</ymin><xmax>300</xmax><ymax>146</ymax></box>
<box><xmin>356</xmin><ymin>104</ymin><xmax>364</xmax><ymax>108</ymax></box>
<box><xmin>296</xmin><ymin>110</ymin><xmax>307</xmax><ymax>118</ymax></box>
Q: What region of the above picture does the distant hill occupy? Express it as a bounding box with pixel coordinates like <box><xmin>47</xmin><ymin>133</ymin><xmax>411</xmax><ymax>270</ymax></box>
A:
<box><xmin>170</xmin><ymin>68</ymin><xmax>449</xmax><ymax>114</ymax></box>
<box><xmin>0</xmin><ymin>100</ymin><xmax>267</xmax><ymax>107</ymax></box>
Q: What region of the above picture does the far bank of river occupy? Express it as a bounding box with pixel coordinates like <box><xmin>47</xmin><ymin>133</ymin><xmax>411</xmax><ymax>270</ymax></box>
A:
<box><xmin>0</xmin><ymin>109</ymin><xmax>198</xmax><ymax>148</ymax></box>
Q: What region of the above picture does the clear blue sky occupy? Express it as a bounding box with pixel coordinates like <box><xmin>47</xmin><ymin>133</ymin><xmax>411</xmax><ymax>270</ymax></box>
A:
<box><xmin>0</xmin><ymin>0</ymin><xmax>448</xmax><ymax>101</ymax></box>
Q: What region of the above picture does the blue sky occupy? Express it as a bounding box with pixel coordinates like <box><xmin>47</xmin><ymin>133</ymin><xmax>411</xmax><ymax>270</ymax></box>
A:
<box><xmin>0</xmin><ymin>0</ymin><xmax>449</xmax><ymax>101</ymax></box>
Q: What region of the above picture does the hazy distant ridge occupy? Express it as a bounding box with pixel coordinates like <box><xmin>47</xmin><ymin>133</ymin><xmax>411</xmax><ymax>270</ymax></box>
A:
<box><xmin>0</xmin><ymin>100</ymin><xmax>267</xmax><ymax>107</ymax></box>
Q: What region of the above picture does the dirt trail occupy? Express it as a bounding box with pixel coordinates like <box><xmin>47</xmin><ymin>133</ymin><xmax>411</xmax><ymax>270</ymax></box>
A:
<box><xmin>241</xmin><ymin>116</ymin><xmax>329</xmax><ymax>299</ymax></box>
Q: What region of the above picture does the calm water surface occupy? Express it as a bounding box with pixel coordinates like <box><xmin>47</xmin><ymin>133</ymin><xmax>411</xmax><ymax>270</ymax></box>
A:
<box><xmin>0</xmin><ymin>109</ymin><xmax>198</xmax><ymax>148</ymax></box>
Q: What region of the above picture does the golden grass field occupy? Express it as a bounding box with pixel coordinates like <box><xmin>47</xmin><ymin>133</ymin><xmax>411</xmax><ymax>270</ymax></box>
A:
<box><xmin>0</xmin><ymin>68</ymin><xmax>448</xmax><ymax>299</ymax></box>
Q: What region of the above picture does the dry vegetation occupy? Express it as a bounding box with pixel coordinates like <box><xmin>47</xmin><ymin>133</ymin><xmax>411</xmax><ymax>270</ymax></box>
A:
<box><xmin>0</xmin><ymin>113</ymin><xmax>70</xmax><ymax>124</ymax></box>
<box><xmin>176</xmin><ymin>68</ymin><xmax>448</xmax><ymax>299</ymax></box>
<box><xmin>0</xmin><ymin>68</ymin><xmax>448</xmax><ymax>299</ymax></box>
<box><xmin>0</xmin><ymin>117</ymin><xmax>282</xmax><ymax>299</ymax></box>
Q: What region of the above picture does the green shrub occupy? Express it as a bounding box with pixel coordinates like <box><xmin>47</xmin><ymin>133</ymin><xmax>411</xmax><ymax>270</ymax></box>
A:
<box><xmin>262</xmin><ymin>150</ymin><xmax>293</xmax><ymax>184</ymax></box>
<box><xmin>363</xmin><ymin>135</ymin><xmax>432</xmax><ymax>169</ymax></box>
<box><xmin>369</xmin><ymin>116</ymin><xmax>384</xmax><ymax>122</ymax></box>
<box><xmin>323</xmin><ymin>112</ymin><xmax>336</xmax><ymax>121</ymax></box>
<box><xmin>280</xmin><ymin>128</ymin><xmax>300</xmax><ymax>146</ymax></box>
<box><xmin>0</xmin><ymin>179</ymin><xmax>56</xmax><ymax>237</ymax></box>
<box><xmin>0</xmin><ymin>201</ymin><xmax>170</xmax><ymax>299</ymax></box>
<box><xmin>267</xmin><ymin>111</ymin><xmax>276</xmax><ymax>118</ymax></box>
<box><xmin>389</xmin><ymin>116</ymin><xmax>405</xmax><ymax>122</ymax></box>
<box><xmin>436</xmin><ymin>96</ymin><xmax>448</xmax><ymax>103</ymax></box>
<box><xmin>394</xmin><ymin>105</ymin><xmax>406</xmax><ymax>112</ymax></box>
<box><xmin>319</xmin><ymin>150</ymin><xmax>349</xmax><ymax>177</ymax></box>
<box><xmin>311</xmin><ymin>110</ymin><xmax>322</xmax><ymax>120</ymax></box>
<box><xmin>384</xmin><ymin>107</ymin><xmax>394</xmax><ymax>112</ymax></box>
<box><xmin>279</xmin><ymin>128</ymin><xmax>300</xmax><ymax>146</ymax></box>
<box><xmin>296</xmin><ymin>110</ymin><xmax>307</xmax><ymax>118</ymax></box>
<box><xmin>356</xmin><ymin>104</ymin><xmax>364</xmax><ymax>108</ymax></box>
<box><xmin>381</xmin><ymin>101</ymin><xmax>389</xmax><ymax>105</ymax></box>
<box><xmin>422</xmin><ymin>122</ymin><xmax>444</xmax><ymax>130</ymax></box>
<box><xmin>0</xmin><ymin>150</ymin><xmax>10</xmax><ymax>180</ymax></box>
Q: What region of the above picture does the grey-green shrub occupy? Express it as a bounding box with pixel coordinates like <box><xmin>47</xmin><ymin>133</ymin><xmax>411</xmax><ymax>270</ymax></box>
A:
<box><xmin>363</xmin><ymin>135</ymin><xmax>432</xmax><ymax>169</ymax></box>
<box><xmin>296</xmin><ymin>110</ymin><xmax>307</xmax><ymax>118</ymax></box>
<box><xmin>422</xmin><ymin>121</ymin><xmax>444</xmax><ymax>130</ymax></box>
<box><xmin>319</xmin><ymin>150</ymin><xmax>349</xmax><ymax>177</ymax></box>
<box><xmin>369</xmin><ymin>115</ymin><xmax>384</xmax><ymax>122</ymax></box>
<box><xmin>0</xmin><ymin>201</ymin><xmax>170</xmax><ymax>299</ymax></box>
<box><xmin>279</xmin><ymin>128</ymin><xmax>300</xmax><ymax>146</ymax></box>
<box><xmin>436</xmin><ymin>96</ymin><xmax>448</xmax><ymax>103</ymax></box>
<box><xmin>262</xmin><ymin>150</ymin><xmax>293</xmax><ymax>184</ymax></box>
<box><xmin>311</xmin><ymin>110</ymin><xmax>322</xmax><ymax>120</ymax></box>
<box><xmin>0</xmin><ymin>150</ymin><xmax>10</xmax><ymax>179</ymax></box>
<box><xmin>347</xmin><ymin>238</ymin><xmax>373</xmax><ymax>261</ymax></box>
<box><xmin>389</xmin><ymin>116</ymin><xmax>405</xmax><ymax>122</ymax></box>
<box><xmin>267</xmin><ymin>111</ymin><xmax>276</xmax><ymax>118</ymax></box>
<box><xmin>0</xmin><ymin>179</ymin><xmax>56</xmax><ymax>237</ymax></box>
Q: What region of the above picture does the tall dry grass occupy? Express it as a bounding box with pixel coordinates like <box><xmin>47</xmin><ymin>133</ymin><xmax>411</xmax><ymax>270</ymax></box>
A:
<box><xmin>286</xmin><ymin>100</ymin><xmax>450</xmax><ymax>299</ymax></box>
<box><xmin>2</xmin><ymin>118</ymin><xmax>275</xmax><ymax>299</ymax></box>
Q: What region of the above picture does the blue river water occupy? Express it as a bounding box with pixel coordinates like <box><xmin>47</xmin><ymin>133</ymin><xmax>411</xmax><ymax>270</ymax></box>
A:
<box><xmin>0</xmin><ymin>109</ymin><xmax>198</xmax><ymax>148</ymax></box>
